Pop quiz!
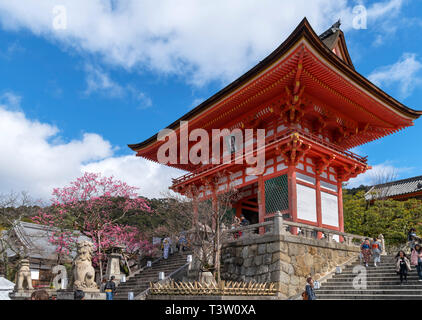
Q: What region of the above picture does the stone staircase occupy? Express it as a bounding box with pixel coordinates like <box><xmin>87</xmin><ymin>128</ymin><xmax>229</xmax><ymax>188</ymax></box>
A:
<box><xmin>114</xmin><ymin>251</ymin><xmax>190</xmax><ymax>300</ymax></box>
<box><xmin>317</xmin><ymin>255</ymin><xmax>422</xmax><ymax>300</ymax></box>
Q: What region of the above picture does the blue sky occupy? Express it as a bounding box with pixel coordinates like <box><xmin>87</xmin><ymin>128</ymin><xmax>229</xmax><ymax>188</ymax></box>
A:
<box><xmin>0</xmin><ymin>0</ymin><xmax>421</xmax><ymax>200</ymax></box>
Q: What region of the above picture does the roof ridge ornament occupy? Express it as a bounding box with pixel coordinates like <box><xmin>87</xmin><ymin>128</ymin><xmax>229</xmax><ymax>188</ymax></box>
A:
<box><xmin>332</xmin><ymin>19</ymin><xmax>341</xmax><ymax>31</ymax></box>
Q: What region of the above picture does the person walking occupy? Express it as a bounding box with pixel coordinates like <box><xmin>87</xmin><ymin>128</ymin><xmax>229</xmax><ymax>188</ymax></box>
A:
<box><xmin>396</xmin><ymin>251</ymin><xmax>411</xmax><ymax>285</ymax></box>
<box><xmin>100</xmin><ymin>277</ymin><xmax>107</xmax><ymax>293</ymax></box>
<box><xmin>163</xmin><ymin>237</ymin><xmax>171</xmax><ymax>260</ymax></box>
<box><xmin>371</xmin><ymin>237</ymin><xmax>382</xmax><ymax>267</ymax></box>
<box><xmin>361</xmin><ymin>238</ymin><xmax>372</xmax><ymax>267</ymax></box>
<box><xmin>240</xmin><ymin>214</ymin><xmax>250</xmax><ymax>227</ymax></box>
<box><xmin>302</xmin><ymin>277</ymin><xmax>317</xmax><ymax>300</ymax></box>
<box><xmin>177</xmin><ymin>232</ymin><xmax>188</xmax><ymax>252</ymax></box>
<box><xmin>408</xmin><ymin>228</ymin><xmax>418</xmax><ymax>250</ymax></box>
<box><xmin>104</xmin><ymin>276</ymin><xmax>116</xmax><ymax>300</ymax></box>
<box><xmin>411</xmin><ymin>244</ymin><xmax>422</xmax><ymax>281</ymax></box>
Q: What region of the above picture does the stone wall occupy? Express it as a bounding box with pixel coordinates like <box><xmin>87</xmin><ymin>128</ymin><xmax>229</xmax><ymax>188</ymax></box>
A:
<box><xmin>221</xmin><ymin>218</ymin><xmax>360</xmax><ymax>299</ymax></box>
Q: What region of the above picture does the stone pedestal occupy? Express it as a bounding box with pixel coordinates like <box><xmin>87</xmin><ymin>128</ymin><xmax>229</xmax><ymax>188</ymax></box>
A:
<box><xmin>105</xmin><ymin>253</ymin><xmax>123</xmax><ymax>283</ymax></box>
<box><xmin>56</xmin><ymin>290</ymin><xmax>106</xmax><ymax>300</ymax></box>
<box><xmin>9</xmin><ymin>290</ymin><xmax>34</xmax><ymax>300</ymax></box>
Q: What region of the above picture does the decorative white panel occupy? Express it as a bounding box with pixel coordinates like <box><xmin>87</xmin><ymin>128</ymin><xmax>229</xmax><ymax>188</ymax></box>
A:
<box><xmin>277</xmin><ymin>125</ymin><xmax>287</xmax><ymax>132</ymax></box>
<box><xmin>266</xmin><ymin>159</ymin><xmax>274</xmax><ymax>166</ymax></box>
<box><xmin>231</xmin><ymin>171</ymin><xmax>243</xmax><ymax>179</ymax></box>
<box><xmin>277</xmin><ymin>163</ymin><xmax>287</xmax><ymax>171</ymax></box>
<box><xmin>297</xmin><ymin>184</ymin><xmax>317</xmax><ymax>223</ymax></box>
<box><xmin>321</xmin><ymin>192</ymin><xmax>339</xmax><ymax>227</ymax></box>
<box><xmin>321</xmin><ymin>181</ymin><xmax>337</xmax><ymax>192</ymax></box>
<box><xmin>297</xmin><ymin>173</ymin><xmax>316</xmax><ymax>185</ymax></box>
<box><xmin>264</xmin><ymin>167</ymin><xmax>274</xmax><ymax>176</ymax></box>
<box><xmin>266</xmin><ymin>129</ymin><xmax>274</xmax><ymax>137</ymax></box>
<box><xmin>245</xmin><ymin>175</ymin><xmax>257</xmax><ymax>182</ymax></box>
<box><xmin>233</xmin><ymin>179</ymin><xmax>243</xmax><ymax>186</ymax></box>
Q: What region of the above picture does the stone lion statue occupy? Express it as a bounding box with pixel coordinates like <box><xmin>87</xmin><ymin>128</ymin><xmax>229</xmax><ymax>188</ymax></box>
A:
<box><xmin>72</xmin><ymin>241</ymin><xmax>98</xmax><ymax>291</ymax></box>
<box><xmin>15</xmin><ymin>259</ymin><xmax>34</xmax><ymax>291</ymax></box>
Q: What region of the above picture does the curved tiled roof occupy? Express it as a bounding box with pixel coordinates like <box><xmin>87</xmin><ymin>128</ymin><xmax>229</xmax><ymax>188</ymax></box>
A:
<box><xmin>128</xmin><ymin>18</ymin><xmax>422</xmax><ymax>153</ymax></box>
<box><xmin>365</xmin><ymin>175</ymin><xmax>422</xmax><ymax>200</ymax></box>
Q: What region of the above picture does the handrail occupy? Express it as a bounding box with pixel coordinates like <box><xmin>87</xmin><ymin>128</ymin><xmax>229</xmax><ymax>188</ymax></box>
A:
<box><xmin>125</xmin><ymin>256</ymin><xmax>163</xmax><ymax>282</ymax></box>
<box><xmin>281</xmin><ymin>220</ymin><xmax>366</xmax><ymax>241</ymax></box>
<box><xmin>222</xmin><ymin>213</ymin><xmax>366</xmax><ymax>245</ymax></box>
<box><xmin>134</xmin><ymin>262</ymin><xmax>191</xmax><ymax>300</ymax></box>
<box><xmin>225</xmin><ymin>221</ymin><xmax>273</xmax><ymax>234</ymax></box>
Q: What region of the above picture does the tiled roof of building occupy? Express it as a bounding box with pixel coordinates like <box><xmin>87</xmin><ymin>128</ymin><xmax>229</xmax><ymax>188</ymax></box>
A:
<box><xmin>319</xmin><ymin>20</ymin><xmax>342</xmax><ymax>48</ymax></box>
<box><xmin>365</xmin><ymin>175</ymin><xmax>422</xmax><ymax>200</ymax></box>
<box><xmin>2</xmin><ymin>221</ymin><xmax>89</xmax><ymax>261</ymax></box>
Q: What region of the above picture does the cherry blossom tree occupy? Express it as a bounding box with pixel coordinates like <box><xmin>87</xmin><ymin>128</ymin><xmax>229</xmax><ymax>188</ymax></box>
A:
<box><xmin>34</xmin><ymin>172</ymin><xmax>152</xmax><ymax>280</ymax></box>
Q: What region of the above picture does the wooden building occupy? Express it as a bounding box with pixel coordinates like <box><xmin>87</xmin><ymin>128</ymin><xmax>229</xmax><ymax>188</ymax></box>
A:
<box><xmin>366</xmin><ymin>175</ymin><xmax>422</xmax><ymax>201</ymax></box>
<box><xmin>2</xmin><ymin>221</ymin><xmax>88</xmax><ymax>287</ymax></box>
<box><xmin>129</xmin><ymin>19</ymin><xmax>421</xmax><ymax>236</ymax></box>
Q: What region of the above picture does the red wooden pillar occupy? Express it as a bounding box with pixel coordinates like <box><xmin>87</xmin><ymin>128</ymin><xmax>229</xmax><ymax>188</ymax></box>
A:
<box><xmin>257</xmin><ymin>174</ymin><xmax>266</xmax><ymax>234</ymax></box>
<box><xmin>235</xmin><ymin>204</ymin><xmax>242</xmax><ymax>219</ymax></box>
<box><xmin>337</xmin><ymin>180</ymin><xmax>344</xmax><ymax>233</ymax></box>
<box><xmin>288</xmin><ymin>165</ymin><xmax>298</xmax><ymax>235</ymax></box>
<box><xmin>315</xmin><ymin>176</ymin><xmax>323</xmax><ymax>239</ymax></box>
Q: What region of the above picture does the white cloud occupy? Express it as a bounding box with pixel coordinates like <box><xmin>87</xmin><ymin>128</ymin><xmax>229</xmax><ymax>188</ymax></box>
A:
<box><xmin>0</xmin><ymin>91</ymin><xmax>22</xmax><ymax>110</ymax></box>
<box><xmin>82</xmin><ymin>155</ymin><xmax>183</xmax><ymax>198</ymax></box>
<box><xmin>346</xmin><ymin>162</ymin><xmax>412</xmax><ymax>188</ymax></box>
<box><xmin>83</xmin><ymin>64</ymin><xmax>153</xmax><ymax>108</ymax></box>
<box><xmin>189</xmin><ymin>97</ymin><xmax>205</xmax><ymax>110</ymax></box>
<box><xmin>84</xmin><ymin>63</ymin><xmax>125</xmax><ymax>97</ymax></box>
<box><xmin>368</xmin><ymin>53</ymin><xmax>422</xmax><ymax>99</ymax></box>
<box><xmin>0</xmin><ymin>0</ymin><xmax>405</xmax><ymax>85</ymax></box>
<box><xmin>0</xmin><ymin>95</ymin><xmax>182</xmax><ymax>201</ymax></box>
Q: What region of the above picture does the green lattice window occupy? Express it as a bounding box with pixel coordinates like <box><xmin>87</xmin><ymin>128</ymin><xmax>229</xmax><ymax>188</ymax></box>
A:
<box><xmin>265</xmin><ymin>174</ymin><xmax>289</xmax><ymax>214</ymax></box>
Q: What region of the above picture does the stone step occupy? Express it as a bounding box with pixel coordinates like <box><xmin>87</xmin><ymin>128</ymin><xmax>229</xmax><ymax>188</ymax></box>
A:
<box><xmin>320</xmin><ymin>285</ymin><xmax>422</xmax><ymax>290</ymax></box>
<box><xmin>114</xmin><ymin>252</ymin><xmax>192</xmax><ymax>299</ymax></box>
<box><xmin>327</xmin><ymin>277</ymin><xmax>421</xmax><ymax>283</ymax></box>
<box><xmin>323</xmin><ymin>280</ymin><xmax>422</xmax><ymax>285</ymax></box>
<box><xmin>332</xmin><ymin>271</ymin><xmax>420</xmax><ymax>277</ymax></box>
<box><xmin>316</xmin><ymin>289</ymin><xmax>422</xmax><ymax>295</ymax></box>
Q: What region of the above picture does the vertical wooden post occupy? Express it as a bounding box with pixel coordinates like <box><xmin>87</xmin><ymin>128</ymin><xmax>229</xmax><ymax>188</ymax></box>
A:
<box><xmin>287</xmin><ymin>165</ymin><xmax>298</xmax><ymax>235</ymax></box>
<box><xmin>315</xmin><ymin>176</ymin><xmax>323</xmax><ymax>239</ymax></box>
<box><xmin>337</xmin><ymin>181</ymin><xmax>344</xmax><ymax>233</ymax></box>
<box><xmin>337</xmin><ymin>180</ymin><xmax>344</xmax><ymax>243</ymax></box>
<box><xmin>258</xmin><ymin>174</ymin><xmax>266</xmax><ymax>234</ymax></box>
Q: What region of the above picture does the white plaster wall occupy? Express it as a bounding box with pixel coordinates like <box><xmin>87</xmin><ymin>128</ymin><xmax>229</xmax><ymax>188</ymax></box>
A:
<box><xmin>297</xmin><ymin>184</ymin><xmax>317</xmax><ymax>222</ymax></box>
<box><xmin>321</xmin><ymin>191</ymin><xmax>339</xmax><ymax>227</ymax></box>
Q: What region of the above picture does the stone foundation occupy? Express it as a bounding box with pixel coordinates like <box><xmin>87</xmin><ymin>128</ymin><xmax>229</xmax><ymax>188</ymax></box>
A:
<box><xmin>221</xmin><ymin>217</ymin><xmax>361</xmax><ymax>299</ymax></box>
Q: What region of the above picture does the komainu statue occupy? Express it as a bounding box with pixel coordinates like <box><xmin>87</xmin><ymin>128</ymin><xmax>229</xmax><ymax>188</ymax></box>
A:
<box><xmin>15</xmin><ymin>259</ymin><xmax>34</xmax><ymax>291</ymax></box>
<box><xmin>72</xmin><ymin>241</ymin><xmax>98</xmax><ymax>291</ymax></box>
